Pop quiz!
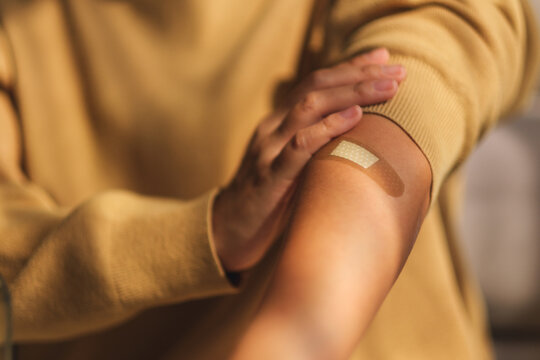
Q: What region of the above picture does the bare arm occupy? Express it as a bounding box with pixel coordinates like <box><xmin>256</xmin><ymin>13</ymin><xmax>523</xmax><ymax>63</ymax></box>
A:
<box><xmin>230</xmin><ymin>113</ymin><xmax>431</xmax><ymax>359</ymax></box>
<box><xmin>232</xmin><ymin>0</ymin><xmax>538</xmax><ymax>356</ymax></box>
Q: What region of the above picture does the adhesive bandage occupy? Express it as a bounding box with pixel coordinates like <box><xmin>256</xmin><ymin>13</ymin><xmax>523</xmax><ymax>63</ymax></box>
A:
<box><xmin>316</xmin><ymin>138</ymin><xmax>404</xmax><ymax>197</ymax></box>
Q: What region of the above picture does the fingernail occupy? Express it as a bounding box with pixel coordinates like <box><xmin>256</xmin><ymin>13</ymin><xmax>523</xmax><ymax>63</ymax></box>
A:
<box><xmin>382</xmin><ymin>65</ymin><xmax>404</xmax><ymax>76</ymax></box>
<box><xmin>365</xmin><ymin>48</ymin><xmax>388</xmax><ymax>60</ymax></box>
<box><xmin>373</xmin><ymin>79</ymin><xmax>396</xmax><ymax>91</ymax></box>
<box><xmin>339</xmin><ymin>106</ymin><xmax>359</xmax><ymax>119</ymax></box>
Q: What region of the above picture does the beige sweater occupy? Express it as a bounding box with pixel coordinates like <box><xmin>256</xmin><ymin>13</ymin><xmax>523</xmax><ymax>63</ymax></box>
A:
<box><xmin>0</xmin><ymin>0</ymin><xmax>538</xmax><ymax>358</ymax></box>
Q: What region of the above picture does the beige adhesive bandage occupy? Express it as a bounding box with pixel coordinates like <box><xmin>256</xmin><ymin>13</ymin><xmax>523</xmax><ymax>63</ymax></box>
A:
<box><xmin>317</xmin><ymin>137</ymin><xmax>404</xmax><ymax>197</ymax></box>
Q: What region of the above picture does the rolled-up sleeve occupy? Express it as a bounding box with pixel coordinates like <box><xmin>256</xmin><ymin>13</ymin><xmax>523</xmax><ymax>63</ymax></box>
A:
<box><xmin>322</xmin><ymin>0</ymin><xmax>540</xmax><ymax>203</ymax></box>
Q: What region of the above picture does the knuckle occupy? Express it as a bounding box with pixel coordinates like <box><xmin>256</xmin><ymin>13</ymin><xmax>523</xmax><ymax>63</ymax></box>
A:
<box><xmin>363</xmin><ymin>64</ymin><xmax>382</xmax><ymax>77</ymax></box>
<box><xmin>354</xmin><ymin>81</ymin><xmax>372</xmax><ymax>96</ymax></box>
<box><xmin>292</xmin><ymin>130</ymin><xmax>310</xmax><ymax>152</ymax></box>
<box><xmin>297</xmin><ymin>92</ymin><xmax>320</xmax><ymax>114</ymax></box>
<box><xmin>320</xmin><ymin>115</ymin><xmax>335</xmax><ymax>133</ymax></box>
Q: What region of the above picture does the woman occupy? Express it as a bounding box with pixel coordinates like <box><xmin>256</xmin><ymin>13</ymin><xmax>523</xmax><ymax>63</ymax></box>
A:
<box><xmin>0</xmin><ymin>0</ymin><xmax>538</xmax><ymax>359</ymax></box>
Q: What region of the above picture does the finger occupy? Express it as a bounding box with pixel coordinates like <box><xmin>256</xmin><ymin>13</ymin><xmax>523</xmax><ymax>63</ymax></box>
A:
<box><xmin>267</xmin><ymin>48</ymin><xmax>396</xmax><ymax>134</ymax></box>
<box><xmin>271</xmin><ymin>105</ymin><xmax>362</xmax><ymax>181</ymax></box>
<box><xmin>276</xmin><ymin>78</ymin><xmax>398</xmax><ymax>138</ymax></box>
<box><xmin>347</xmin><ymin>47</ymin><xmax>390</xmax><ymax>66</ymax></box>
<box><xmin>288</xmin><ymin>48</ymin><xmax>392</xmax><ymax>103</ymax></box>
<box><xmin>299</xmin><ymin>63</ymin><xmax>406</xmax><ymax>94</ymax></box>
<box><xmin>282</xmin><ymin>48</ymin><xmax>391</xmax><ymax>106</ymax></box>
<box><xmin>260</xmin><ymin>49</ymin><xmax>399</xmax><ymax>147</ymax></box>
<box><xmin>272</xmin><ymin>63</ymin><xmax>405</xmax><ymax>134</ymax></box>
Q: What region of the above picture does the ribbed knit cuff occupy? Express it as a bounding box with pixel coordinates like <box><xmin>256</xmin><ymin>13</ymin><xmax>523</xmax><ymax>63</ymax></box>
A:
<box><xmin>111</xmin><ymin>188</ymin><xmax>241</xmax><ymax>309</ymax></box>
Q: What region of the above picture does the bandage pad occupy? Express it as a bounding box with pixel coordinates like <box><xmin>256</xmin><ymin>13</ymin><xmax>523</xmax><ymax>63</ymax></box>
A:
<box><xmin>316</xmin><ymin>137</ymin><xmax>404</xmax><ymax>197</ymax></box>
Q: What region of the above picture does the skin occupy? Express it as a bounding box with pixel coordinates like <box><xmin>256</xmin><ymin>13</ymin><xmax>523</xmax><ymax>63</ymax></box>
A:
<box><xmin>211</xmin><ymin>48</ymin><xmax>431</xmax><ymax>358</ymax></box>
<box><xmin>315</xmin><ymin>138</ymin><xmax>405</xmax><ymax>197</ymax></box>
<box><xmin>212</xmin><ymin>47</ymin><xmax>408</xmax><ymax>271</ymax></box>
<box><xmin>230</xmin><ymin>113</ymin><xmax>432</xmax><ymax>359</ymax></box>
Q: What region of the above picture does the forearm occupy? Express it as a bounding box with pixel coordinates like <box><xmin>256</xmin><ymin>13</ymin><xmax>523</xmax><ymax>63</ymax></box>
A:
<box><xmin>231</xmin><ymin>114</ymin><xmax>431</xmax><ymax>359</ymax></box>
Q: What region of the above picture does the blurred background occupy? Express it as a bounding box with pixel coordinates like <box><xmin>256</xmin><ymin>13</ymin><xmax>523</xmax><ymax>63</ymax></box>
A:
<box><xmin>461</xmin><ymin>2</ymin><xmax>540</xmax><ymax>357</ymax></box>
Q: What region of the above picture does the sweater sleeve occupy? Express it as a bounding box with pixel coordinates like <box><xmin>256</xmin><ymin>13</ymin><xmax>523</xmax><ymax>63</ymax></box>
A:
<box><xmin>322</xmin><ymin>0</ymin><xmax>540</xmax><ymax>203</ymax></box>
<box><xmin>0</xmin><ymin>31</ymin><xmax>239</xmax><ymax>341</ymax></box>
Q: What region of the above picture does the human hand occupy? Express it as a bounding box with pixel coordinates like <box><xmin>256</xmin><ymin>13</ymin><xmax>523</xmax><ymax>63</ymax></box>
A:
<box><xmin>212</xmin><ymin>48</ymin><xmax>407</xmax><ymax>272</ymax></box>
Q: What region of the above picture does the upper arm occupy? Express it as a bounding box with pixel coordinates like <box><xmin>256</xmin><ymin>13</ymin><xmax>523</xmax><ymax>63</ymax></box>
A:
<box><xmin>322</xmin><ymin>0</ymin><xmax>540</xmax><ymax>204</ymax></box>
<box><xmin>249</xmin><ymin>113</ymin><xmax>431</xmax><ymax>358</ymax></box>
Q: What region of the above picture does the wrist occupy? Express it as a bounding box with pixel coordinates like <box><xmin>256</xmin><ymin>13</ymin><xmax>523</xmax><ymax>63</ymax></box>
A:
<box><xmin>211</xmin><ymin>189</ymin><xmax>236</xmax><ymax>271</ymax></box>
<box><xmin>211</xmin><ymin>187</ymin><xmax>259</xmax><ymax>272</ymax></box>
